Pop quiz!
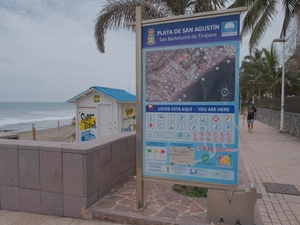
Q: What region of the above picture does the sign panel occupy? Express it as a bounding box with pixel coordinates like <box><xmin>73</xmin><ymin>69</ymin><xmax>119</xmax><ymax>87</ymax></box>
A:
<box><xmin>121</xmin><ymin>106</ymin><xmax>136</xmax><ymax>132</ymax></box>
<box><xmin>142</xmin><ymin>14</ymin><xmax>240</xmax><ymax>186</ymax></box>
<box><xmin>78</xmin><ymin>109</ymin><xmax>97</xmax><ymax>142</ymax></box>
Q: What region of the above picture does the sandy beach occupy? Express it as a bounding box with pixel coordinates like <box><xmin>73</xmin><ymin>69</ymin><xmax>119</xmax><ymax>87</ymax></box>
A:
<box><xmin>18</xmin><ymin>124</ymin><xmax>76</xmax><ymax>143</ymax></box>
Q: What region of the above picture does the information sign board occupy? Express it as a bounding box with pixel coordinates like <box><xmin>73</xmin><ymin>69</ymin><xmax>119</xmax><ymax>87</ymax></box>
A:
<box><xmin>142</xmin><ymin>14</ymin><xmax>240</xmax><ymax>186</ymax></box>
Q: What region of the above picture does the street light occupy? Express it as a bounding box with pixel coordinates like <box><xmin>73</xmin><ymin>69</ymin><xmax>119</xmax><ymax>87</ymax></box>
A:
<box><xmin>272</xmin><ymin>38</ymin><xmax>285</xmax><ymax>132</ymax></box>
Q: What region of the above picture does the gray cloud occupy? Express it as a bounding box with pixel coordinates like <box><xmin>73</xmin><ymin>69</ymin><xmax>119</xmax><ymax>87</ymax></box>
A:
<box><xmin>0</xmin><ymin>0</ymin><xmax>136</xmax><ymax>102</ymax></box>
<box><xmin>0</xmin><ymin>0</ymin><xmax>283</xmax><ymax>102</ymax></box>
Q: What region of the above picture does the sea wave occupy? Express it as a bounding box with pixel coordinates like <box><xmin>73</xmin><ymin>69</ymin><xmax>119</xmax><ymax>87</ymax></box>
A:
<box><xmin>0</xmin><ymin>102</ymin><xmax>76</xmax><ymax>132</ymax></box>
<box><xmin>0</xmin><ymin>115</ymin><xmax>74</xmax><ymax>128</ymax></box>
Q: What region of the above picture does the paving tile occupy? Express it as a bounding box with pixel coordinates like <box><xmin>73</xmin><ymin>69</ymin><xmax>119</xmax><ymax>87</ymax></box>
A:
<box><xmin>97</xmin><ymin>200</ymin><xmax>116</xmax><ymax>209</ymax></box>
<box><xmin>277</xmin><ymin>211</ymin><xmax>288</xmax><ymax>222</ymax></box>
<box><xmin>284</xmin><ymin>195</ymin><xmax>300</xmax><ymax>204</ymax></box>
<box><xmin>0</xmin><ymin>211</ymin><xmax>29</xmax><ymax>225</ymax></box>
<box><xmin>40</xmin><ymin>216</ymin><xmax>75</xmax><ymax>225</ymax></box>
<box><xmin>155</xmin><ymin>208</ymin><xmax>179</xmax><ymax>219</ymax></box>
<box><xmin>295</xmin><ymin>214</ymin><xmax>300</xmax><ymax>222</ymax></box>
<box><xmin>288</xmin><ymin>203</ymin><xmax>300</xmax><ymax>215</ymax></box>
<box><xmin>285</xmin><ymin>211</ymin><xmax>298</xmax><ymax>221</ymax></box>
<box><xmin>12</xmin><ymin>213</ymin><xmax>50</xmax><ymax>225</ymax></box>
<box><xmin>273</xmin><ymin>203</ymin><xmax>283</xmax><ymax>212</ymax></box>
<box><xmin>270</xmin><ymin>196</ymin><xmax>279</xmax><ymax>204</ymax></box>
<box><xmin>0</xmin><ymin>210</ymin><xmax>9</xmax><ymax>216</ymax></box>
<box><xmin>261</xmin><ymin>216</ymin><xmax>272</xmax><ymax>223</ymax></box>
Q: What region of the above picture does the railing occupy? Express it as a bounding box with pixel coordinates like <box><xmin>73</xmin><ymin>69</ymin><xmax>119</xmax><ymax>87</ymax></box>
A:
<box><xmin>257</xmin><ymin>108</ymin><xmax>300</xmax><ymax>138</ymax></box>
<box><xmin>0</xmin><ymin>132</ymin><xmax>136</xmax><ymax>218</ymax></box>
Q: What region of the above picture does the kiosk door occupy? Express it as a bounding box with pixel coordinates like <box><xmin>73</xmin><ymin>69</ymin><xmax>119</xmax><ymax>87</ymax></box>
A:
<box><xmin>98</xmin><ymin>104</ymin><xmax>113</xmax><ymax>137</ymax></box>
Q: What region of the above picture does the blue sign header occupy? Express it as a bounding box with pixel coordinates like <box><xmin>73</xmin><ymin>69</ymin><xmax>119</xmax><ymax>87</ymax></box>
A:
<box><xmin>143</xmin><ymin>14</ymin><xmax>240</xmax><ymax>48</ymax></box>
<box><xmin>146</xmin><ymin>105</ymin><xmax>235</xmax><ymax>113</ymax></box>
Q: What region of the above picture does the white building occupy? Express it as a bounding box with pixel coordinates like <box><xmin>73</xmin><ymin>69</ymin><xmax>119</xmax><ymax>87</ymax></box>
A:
<box><xmin>66</xmin><ymin>86</ymin><xmax>136</xmax><ymax>143</ymax></box>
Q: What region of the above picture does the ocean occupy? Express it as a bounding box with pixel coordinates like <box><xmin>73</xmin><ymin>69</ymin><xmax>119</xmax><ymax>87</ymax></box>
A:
<box><xmin>0</xmin><ymin>102</ymin><xmax>76</xmax><ymax>132</ymax></box>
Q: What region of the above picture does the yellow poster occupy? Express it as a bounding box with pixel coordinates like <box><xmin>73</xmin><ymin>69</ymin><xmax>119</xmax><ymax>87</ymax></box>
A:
<box><xmin>123</xmin><ymin>106</ymin><xmax>135</xmax><ymax>123</ymax></box>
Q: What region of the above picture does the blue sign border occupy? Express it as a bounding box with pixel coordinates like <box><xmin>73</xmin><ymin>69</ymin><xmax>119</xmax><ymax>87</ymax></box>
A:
<box><xmin>142</xmin><ymin>14</ymin><xmax>240</xmax><ymax>186</ymax></box>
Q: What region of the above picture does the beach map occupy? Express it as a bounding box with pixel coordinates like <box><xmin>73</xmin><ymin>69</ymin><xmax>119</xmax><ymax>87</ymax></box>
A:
<box><xmin>146</xmin><ymin>45</ymin><xmax>235</xmax><ymax>102</ymax></box>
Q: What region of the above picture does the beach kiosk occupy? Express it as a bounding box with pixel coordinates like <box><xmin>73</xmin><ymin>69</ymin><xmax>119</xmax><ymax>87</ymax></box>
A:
<box><xmin>66</xmin><ymin>86</ymin><xmax>136</xmax><ymax>143</ymax></box>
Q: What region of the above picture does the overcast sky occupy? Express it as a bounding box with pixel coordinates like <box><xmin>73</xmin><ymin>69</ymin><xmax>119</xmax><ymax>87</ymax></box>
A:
<box><xmin>0</xmin><ymin>0</ymin><xmax>284</xmax><ymax>102</ymax></box>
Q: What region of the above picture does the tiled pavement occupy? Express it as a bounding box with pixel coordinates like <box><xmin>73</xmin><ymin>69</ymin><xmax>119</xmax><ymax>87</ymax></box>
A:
<box><xmin>1</xmin><ymin>116</ymin><xmax>300</xmax><ymax>225</ymax></box>
<box><xmin>87</xmin><ymin>177</ymin><xmax>237</xmax><ymax>225</ymax></box>
<box><xmin>0</xmin><ymin>209</ymin><xmax>124</xmax><ymax>225</ymax></box>
<box><xmin>238</xmin><ymin>117</ymin><xmax>300</xmax><ymax>225</ymax></box>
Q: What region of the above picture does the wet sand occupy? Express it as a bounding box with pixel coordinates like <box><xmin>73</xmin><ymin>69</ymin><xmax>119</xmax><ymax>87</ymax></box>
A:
<box><xmin>18</xmin><ymin>125</ymin><xmax>76</xmax><ymax>142</ymax></box>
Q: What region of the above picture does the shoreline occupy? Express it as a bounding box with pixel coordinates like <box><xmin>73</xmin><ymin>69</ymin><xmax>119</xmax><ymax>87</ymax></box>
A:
<box><xmin>18</xmin><ymin>124</ymin><xmax>76</xmax><ymax>142</ymax></box>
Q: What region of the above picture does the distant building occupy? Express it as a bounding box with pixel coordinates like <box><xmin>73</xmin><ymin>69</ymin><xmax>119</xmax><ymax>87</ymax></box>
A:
<box><xmin>66</xmin><ymin>86</ymin><xmax>136</xmax><ymax>143</ymax></box>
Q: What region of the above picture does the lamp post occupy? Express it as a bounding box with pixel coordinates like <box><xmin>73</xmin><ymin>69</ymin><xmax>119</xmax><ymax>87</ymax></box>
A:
<box><xmin>272</xmin><ymin>38</ymin><xmax>285</xmax><ymax>132</ymax></box>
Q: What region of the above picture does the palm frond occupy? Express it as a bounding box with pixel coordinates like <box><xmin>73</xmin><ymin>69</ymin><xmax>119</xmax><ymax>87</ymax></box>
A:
<box><xmin>228</xmin><ymin>0</ymin><xmax>254</xmax><ymax>9</ymax></box>
<box><xmin>246</xmin><ymin>0</ymin><xmax>277</xmax><ymax>53</ymax></box>
<box><xmin>94</xmin><ymin>0</ymin><xmax>165</xmax><ymax>53</ymax></box>
<box><xmin>94</xmin><ymin>0</ymin><xmax>228</xmax><ymax>53</ymax></box>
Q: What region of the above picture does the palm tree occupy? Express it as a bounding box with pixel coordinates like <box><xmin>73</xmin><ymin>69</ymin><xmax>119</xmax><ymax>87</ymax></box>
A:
<box><xmin>283</xmin><ymin>46</ymin><xmax>300</xmax><ymax>96</ymax></box>
<box><xmin>239</xmin><ymin>48</ymin><xmax>267</xmax><ymax>101</ymax></box>
<box><xmin>94</xmin><ymin>0</ymin><xmax>227</xmax><ymax>53</ymax></box>
<box><xmin>240</xmin><ymin>44</ymin><xmax>300</xmax><ymax>101</ymax></box>
<box><xmin>285</xmin><ymin>14</ymin><xmax>300</xmax><ymax>77</ymax></box>
<box><xmin>228</xmin><ymin>0</ymin><xmax>300</xmax><ymax>54</ymax></box>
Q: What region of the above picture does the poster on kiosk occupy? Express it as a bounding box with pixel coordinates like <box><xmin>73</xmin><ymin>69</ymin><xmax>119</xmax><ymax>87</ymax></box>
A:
<box><xmin>142</xmin><ymin>14</ymin><xmax>240</xmax><ymax>186</ymax></box>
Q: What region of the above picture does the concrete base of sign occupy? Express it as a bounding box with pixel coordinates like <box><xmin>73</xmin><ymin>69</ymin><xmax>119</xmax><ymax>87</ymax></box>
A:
<box><xmin>207</xmin><ymin>183</ymin><xmax>262</xmax><ymax>225</ymax></box>
<box><xmin>132</xmin><ymin>202</ymin><xmax>148</xmax><ymax>212</ymax></box>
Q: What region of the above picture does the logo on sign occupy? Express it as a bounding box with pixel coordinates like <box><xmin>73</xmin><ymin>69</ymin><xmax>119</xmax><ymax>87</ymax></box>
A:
<box><xmin>147</xmin><ymin>28</ymin><xmax>155</xmax><ymax>45</ymax></box>
<box><xmin>222</xmin><ymin>21</ymin><xmax>237</xmax><ymax>37</ymax></box>
<box><xmin>190</xmin><ymin>169</ymin><xmax>197</xmax><ymax>175</ymax></box>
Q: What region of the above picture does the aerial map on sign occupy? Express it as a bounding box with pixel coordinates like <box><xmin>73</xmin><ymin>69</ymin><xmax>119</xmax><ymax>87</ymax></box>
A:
<box><xmin>146</xmin><ymin>45</ymin><xmax>235</xmax><ymax>102</ymax></box>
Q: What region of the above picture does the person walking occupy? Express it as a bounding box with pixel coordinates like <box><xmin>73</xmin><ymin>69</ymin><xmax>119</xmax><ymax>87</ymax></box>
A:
<box><xmin>243</xmin><ymin>102</ymin><xmax>257</xmax><ymax>133</ymax></box>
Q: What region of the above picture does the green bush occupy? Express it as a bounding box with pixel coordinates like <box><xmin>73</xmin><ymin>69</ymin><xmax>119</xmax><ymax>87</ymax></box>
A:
<box><xmin>269</xmin><ymin>103</ymin><xmax>280</xmax><ymax>111</ymax></box>
<box><xmin>172</xmin><ymin>184</ymin><xmax>208</xmax><ymax>198</ymax></box>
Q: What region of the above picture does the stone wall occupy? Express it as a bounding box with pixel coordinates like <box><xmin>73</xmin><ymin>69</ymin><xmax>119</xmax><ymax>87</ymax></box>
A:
<box><xmin>0</xmin><ymin>132</ymin><xmax>136</xmax><ymax>218</ymax></box>
<box><xmin>257</xmin><ymin>108</ymin><xmax>300</xmax><ymax>139</ymax></box>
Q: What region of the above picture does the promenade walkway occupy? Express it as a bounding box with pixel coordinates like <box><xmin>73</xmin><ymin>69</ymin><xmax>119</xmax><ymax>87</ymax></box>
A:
<box><xmin>1</xmin><ymin>117</ymin><xmax>300</xmax><ymax>225</ymax></box>
<box><xmin>239</xmin><ymin>116</ymin><xmax>300</xmax><ymax>225</ymax></box>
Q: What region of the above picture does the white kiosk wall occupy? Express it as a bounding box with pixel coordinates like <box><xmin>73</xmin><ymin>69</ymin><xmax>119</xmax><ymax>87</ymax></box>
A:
<box><xmin>75</xmin><ymin>92</ymin><xmax>136</xmax><ymax>143</ymax></box>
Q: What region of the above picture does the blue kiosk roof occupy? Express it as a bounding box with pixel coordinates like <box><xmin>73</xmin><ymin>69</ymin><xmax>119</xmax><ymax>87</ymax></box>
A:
<box><xmin>66</xmin><ymin>86</ymin><xmax>136</xmax><ymax>103</ymax></box>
